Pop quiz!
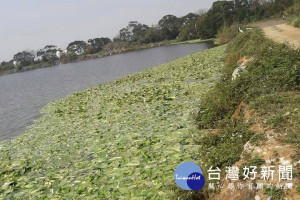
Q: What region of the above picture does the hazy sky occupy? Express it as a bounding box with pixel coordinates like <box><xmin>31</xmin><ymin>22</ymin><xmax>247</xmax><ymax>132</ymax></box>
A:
<box><xmin>0</xmin><ymin>0</ymin><xmax>215</xmax><ymax>62</ymax></box>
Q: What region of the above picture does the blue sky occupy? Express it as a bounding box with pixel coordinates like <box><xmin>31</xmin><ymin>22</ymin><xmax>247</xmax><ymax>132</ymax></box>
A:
<box><xmin>0</xmin><ymin>0</ymin><xmax>215</xmax><ymax>62</ymax></box>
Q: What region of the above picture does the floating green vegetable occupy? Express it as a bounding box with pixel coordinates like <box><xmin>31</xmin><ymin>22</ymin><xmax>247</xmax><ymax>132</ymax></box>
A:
<box><xmin>0</xmin><ymin>45</ymin><xmax>225</xmax><ymax>199</ymax></box>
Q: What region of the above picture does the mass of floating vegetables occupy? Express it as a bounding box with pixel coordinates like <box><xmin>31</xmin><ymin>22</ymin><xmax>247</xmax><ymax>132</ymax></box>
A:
<box><xmin>0</xmin><ymin>45</ymin><xmax>225</xmax><ymax>199</ymax></box>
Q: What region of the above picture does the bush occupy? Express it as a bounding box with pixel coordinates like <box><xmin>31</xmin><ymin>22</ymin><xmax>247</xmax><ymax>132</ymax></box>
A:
<box><xmin>294</xmin><ymin>17</ymin><xmax>300</xmax><ymax>28</ymax></box>
<box><xmin>61</xmin><ymin>52</ymin><xmax>78</xmax><ymax>63</ymax></box>
<box><xmin>196</xmin><ymin>29</ymin><xmax>300</xmax><ymax>129</ymax></box>
<box><xmin>250</xmin><ymin>156</ymin><xmax>265</xmax><ymax>166</ymax></box>
<box><xmin>216</xmin><ymin>24</ymin><xmax>240</xmax><ymax>45</ymax></box>
<box><xmin>285</xmin><ymin>2</ymin><xmax>300</xmax><ymax>16</ymax></box>
<box><xmin>0</xmin><ymin>61</ymin><xmax>14</xmax><ymax>72</ymax></box>
<box><xmin>263</xmin><ymin>186</ymin><xmax>284</xmax><ymax>200</ymax></box>
<box><xmin>197</xmin><ymin>122</ymin><xmax>255</xmax><ymax>169</ymax></box>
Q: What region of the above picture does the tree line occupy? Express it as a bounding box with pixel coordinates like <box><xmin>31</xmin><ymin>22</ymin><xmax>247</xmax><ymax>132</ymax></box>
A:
<box><xmin>113</xmin><ymin>0</ymin><xmax>297</xmax><ymax>43</ymax></box>
<box><xmin>1</xmin><ymin>0</ymin><xmax>298</xmax><ymax>72</ymax></box>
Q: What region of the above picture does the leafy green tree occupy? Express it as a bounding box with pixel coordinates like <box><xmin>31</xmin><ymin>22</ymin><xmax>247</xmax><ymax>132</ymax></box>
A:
<box><xmin>158</xmin><ymin>15</ymin><xmax>182</xmax><ymax>40</ymax></box>
<box><xmin>87</xmin><ymin>37</ymin><xmax>112</xmax><ymax>53</ymax></box>
<box><xmin>144</xmin><ymin>26</ymin><xmax>164</xmax><ymax>43</ymax></box>
<box><xmin>180</xmin><ymin>13</ymin><xmax>199</xmax><ymax>26</ymax></box>
<box><xmin>177</xmin><ymin>11</ymin><xmax>207</xmax><ymax>41</ymax></box>
<box><xmin>177</xmin><ymin>0</ymin><xmax>298</xmax><ymax>41</ymax></box>
<box><xmin>13</xmin><ymin>50</ymin><xmax>35</xmax><ymax>68</ymax></box>
<box><xmin>118</xmin><ymin>27</ymin><xmax>131</xmax><ymax>41</ymax></box>
<box><xmin>178</xmin><ymin>22</ymin><xmax>198</xmax><ymax>41</ymax></box>
<box><xmin>67</xmin><ymin>41</ymin><xmax>88</xmax><ymax>55</ymax></box>
<box><xmin>234</xmin><ymin>0</ymin><xmax>251</xmax><ymax>22</ymax></box>
<box><xmin>36</xmin><ymin>45</ymin><xmax>60</xmax><ymax>63</ymax></box>
<box><xmin>195</xmin><ymin>1</ymin><xmax>235</xmax><ymax>39</ymax></box>
<box><xmin>0</xmin><ymin>61</ymin><xmax>14</xmax><ymax>72</ymax></box>
<box><xmin>118</xmin><ymin>21</ymin><xmax>149</xmax><ymax>43</ymax></box>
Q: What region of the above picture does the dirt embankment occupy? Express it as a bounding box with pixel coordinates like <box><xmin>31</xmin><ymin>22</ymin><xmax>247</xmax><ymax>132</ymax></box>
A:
<box><xmin>255</xmin><ymin>20</ymin><xmax>300</xmax><ymax>48</ymax></box>
<box><xmin>213</xmin><ymin>102</ymin><xmax>300</xmax><ymax>200</ymax></box>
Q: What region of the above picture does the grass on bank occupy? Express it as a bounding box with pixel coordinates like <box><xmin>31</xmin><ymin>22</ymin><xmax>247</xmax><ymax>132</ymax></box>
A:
<box><xmin>0</xmin><ymin>45</ymin><xmax>225</xmax><ymax>199</ymax></box>
<box><xmin>168</xmin><ymin>38</ymin><xmax>215</xmax><ymax>45</ymax></box>
<box><xmin>197</xmin><ymin>29</ymin><xmax>299</xmax><ymax>129</ymax></box>
<box><xmin>178</xmin><ymin>29</ymin><xmax>299</xmax><ymax>199</ymax></box>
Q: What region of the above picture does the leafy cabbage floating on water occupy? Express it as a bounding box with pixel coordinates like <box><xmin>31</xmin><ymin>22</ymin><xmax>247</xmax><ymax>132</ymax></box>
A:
<box><xmin>0</xmin><ymin>45</ymin><xmax>225</xmax><ymax>199</ymax></box>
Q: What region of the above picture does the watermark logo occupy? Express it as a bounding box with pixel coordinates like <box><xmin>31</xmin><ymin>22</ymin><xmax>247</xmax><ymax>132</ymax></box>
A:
<box><xmin>174</xmin><ymin>162</ymin><xmax>205</xmax><ymax>190</ymax></box>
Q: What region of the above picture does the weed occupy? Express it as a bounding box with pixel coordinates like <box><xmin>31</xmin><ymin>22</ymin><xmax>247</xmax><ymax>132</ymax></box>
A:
<box><xmin>263</xmin><ymin>186</ymin><xmax>284</xmax><ymax>200</ymax></box>
<box><xmin>250</xmin><ymin>156</ymin><xmax>265</xmax><ymax>166</ymax></box>
<box><xmin>296</xmin><ymin>182</ymin><xmax>300</xmax><ymax>194</ymax></box>
<box><xmin>217</xmin><ymin>24</ymin><xmax>240</xmax><ymax>45</ymax></box>
<box><xmin>294</xmin><ymin>17</ymin><xmax>300</xmax><ymax>28</ymax></box>
<box><xmin>197</xmin><ymin>121</ymin><xmax>255</xmax><ymax>169</ymax></box>
<box><xmin>250</xmin><ymin>133</ymin><xmax>267</xmax><ymax>146</ymax></box>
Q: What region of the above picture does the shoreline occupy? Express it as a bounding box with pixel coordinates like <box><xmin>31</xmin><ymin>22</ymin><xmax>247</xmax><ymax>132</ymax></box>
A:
<box><xmin>0</xmin><ymin>38</ymin><xmax>215</xmax><ymax>77</ymax></box>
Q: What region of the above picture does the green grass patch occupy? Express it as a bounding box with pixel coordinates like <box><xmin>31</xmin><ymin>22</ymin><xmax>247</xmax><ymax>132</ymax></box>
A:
<box><xmin>197</xmin><ymin>121</ymin><xmax>255</xmax><ymax>169</ymax></box>
<box><xmin>263</xmin><ymin>186</ymin><xmax>284</xmax><ymax>200</ymax></box>
<box><xmin>297</xmin><ymin>182</ymin><xmax>300</xmax><ymax>194</ymax></box>
<box><xmin>249</xmin><ymin>156</ymin><xmax>265</xmax><ymax>166</ymax></box>
<box><xmin>169</xmin><ymin>38</ymin><xmax>215</xmax><ymax>45</ymax></box>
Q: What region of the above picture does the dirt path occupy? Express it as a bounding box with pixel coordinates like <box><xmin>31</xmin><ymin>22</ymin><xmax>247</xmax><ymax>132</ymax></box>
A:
<box><xmin>254</xmin><ymin>19</ymin><xmax>300</xmax><ymax>48</ymax></box>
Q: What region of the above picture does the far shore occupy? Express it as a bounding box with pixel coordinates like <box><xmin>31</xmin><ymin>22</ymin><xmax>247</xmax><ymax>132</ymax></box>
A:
<box><xmin>0</xmin><ymin>38</ymin><xmax>214</xmax><ymax>77</ymax></box>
